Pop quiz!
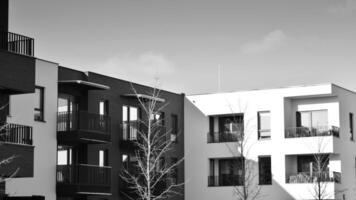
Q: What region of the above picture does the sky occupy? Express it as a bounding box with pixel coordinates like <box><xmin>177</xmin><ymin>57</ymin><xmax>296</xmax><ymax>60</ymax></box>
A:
<box><xmin>9</xmin><ymin>0</ymin><xmax>356</xmax><ymax>95</ymax></box>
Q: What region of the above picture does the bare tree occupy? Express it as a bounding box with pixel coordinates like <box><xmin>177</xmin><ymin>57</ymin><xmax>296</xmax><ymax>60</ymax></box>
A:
<box><xmin>223</xmin><ymin>100</ymin><xmax>262</xmax><ymax>200</ymax></box>
<box><xmin>120</xmin><ymin>85</ymin><xmax>184</xmax><ymax>200</ymax></box>
<box><xmin>308</xmin><ymin>136</ymin><xmax>343</xmax><ymax>200</ymax></box>
<box><xmin>0</xmin><ymin>102</ymin><xmax>19</xmax><ymax>197</ymax></box>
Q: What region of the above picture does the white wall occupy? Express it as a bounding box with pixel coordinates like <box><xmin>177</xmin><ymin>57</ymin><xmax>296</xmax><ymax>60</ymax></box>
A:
<box><xmin>5</xmin><ymin>59</ymin><xmax>58</xmax><ymax>199</ymax></box>
<box><xmin>185</xmin><ymin>84</ymin><xmax>350</xmax><ymax>200</ymax></box>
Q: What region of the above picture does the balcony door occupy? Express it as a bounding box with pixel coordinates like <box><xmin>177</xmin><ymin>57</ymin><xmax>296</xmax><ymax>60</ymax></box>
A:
<box><xmin>218</xmin><ymin>158</ymin><xmax>243</xmax><ymax>186</ymax></box>
<box><xmin>297</xmin><ymin>110</ymin><xmax>328</xmax><ymax>129</ymax></box>
<box><xmin>58</xmin><ymin>94</ymin><xmax>78</xmax><ymax>131</ymax></box>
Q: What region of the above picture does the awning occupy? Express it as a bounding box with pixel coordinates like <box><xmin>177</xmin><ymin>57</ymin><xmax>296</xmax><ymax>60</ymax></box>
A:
<box><xmin>122</xmin><ymin>93</ymin><xmax>166</xmax><ymax>103</ymax></box>
<box><xmin>58</xmin><ymin>80</ymin><xmax>110</xmax><ymax>90</ymax></box>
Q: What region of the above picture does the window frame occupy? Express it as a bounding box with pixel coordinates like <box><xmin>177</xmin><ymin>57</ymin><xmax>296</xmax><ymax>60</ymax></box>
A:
<box><xmin>350</xmin><ymin>112</ymin><xmax>354</xmax><ymax>141</ymax></box>
<box><xmin>258</xmin><ymin>111</ymin><xmax>271</xmax><ymax>140</ymax></box>
<box><xmin>171</xmin><ymin>114</ymin><xmax>178</xmax><ymax>143</ymax></box>
<box><xmin>258</xmin><ymin>156</ymin><xmax>272</xmax><ymax>185</ymax></box>
<box><xmin>99</xmin><ymin>100</ymin><xmax>109</xmax><ymax>116</ymax></box>
<box><xmin>34</xmin><ymin>86</ymin><xmax>45</xmax><ymax>122</ymax></box>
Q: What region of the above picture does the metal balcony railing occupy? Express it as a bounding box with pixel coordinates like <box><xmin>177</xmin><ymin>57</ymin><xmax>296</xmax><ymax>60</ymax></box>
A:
<box><xmin>0</xmin><ymin>31</ymin><xmax>34</xmax><ymax>56</ymax></box>
<box><xmin>207</xmin><ymin>131</ymin><xmax>242</xmax><ymax>143</ymax></box>
<box><xmin>0</xmin><ymin>123</ymin><xmax>33</xmax><ymax>145</ymax></box>
<box><xmin>208</xmin><ymin>175</ymin><xmax>243</xmax><ymax>186</ymax></box>
<box><xmin>56</xmin><ymin>164</ymin><xmax>111</xmax><ymax>186</ymax></box>
<box><xmin>287</xmin><ymin>171</ymin><xmax>341</xmax><ymax>184</ymax></box>
<box><xmin>57</xmin><ymin>111</ymin><xmax>110</xmax><ymax>134</ymax></box>
<box><xmin>285</xmin><ymin>126</ymin><xmax>339</xmax><ymax>138</ymax></box>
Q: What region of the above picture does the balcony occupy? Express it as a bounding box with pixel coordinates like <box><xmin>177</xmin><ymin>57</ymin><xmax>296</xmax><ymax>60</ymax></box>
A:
<box><xmin>56</xmin><ymin>164</ymin><xmax>111</xmax><ymax>196</ymax></box>
<box><xmin>207</xmin><ymin>132</ymin><xmax>240</xmax><ymax>143</ymax></box>
<box><xmin>287</xmin><ymin>171</ymin><xmax>341</xmax><ymax>184</ymax></box>
<box><xmin>0</xmin><ymin>123</ymin><xmax>33</xmax><ymax>145</ymax></box>
<box><xmin>285</xmin><ymin>126</ymin><xmax>339</xmax><ymax>138</ymax></box>
<box><xmin>57</xmin><ymin>111</ymin><xmax>111</xmax><ymax>144</ymax></box>
<box><xmin>0</xmin><ymin>32</ymin><xmax>35</xmax><ymax>94</ymax></box>
<box><xmin>0</xmin><ymin>31</ymin><xmax>34</xmax><ymax>56</ymax></box>
<box><xmin>119</xmin><ymin>121</ymin><xmax>139</xmax><ymax>149</ymax></box>
<box><xmin>208</xmin><ymin>175</ymin><xmax>243</xmax><ymax>187</ymax></box>
<box><xmin>0</xmin><ymin>123</ymin><xmax>34</xmax><ymax>177</ymax></box>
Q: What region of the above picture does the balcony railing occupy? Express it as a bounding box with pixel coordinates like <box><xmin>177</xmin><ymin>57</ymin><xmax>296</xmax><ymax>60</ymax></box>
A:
<box><xmin>208</xmin><ymin>175</ymin><xmax>243</xmax><ymax>186</ymax></box>
<box><xmin>0</xmin><ymin>123</ymin><xmax>33</xmax><ymax>145</ymax></box>
<box><xmin>287</xmin><ymin>171</ymin><xmax>341</xmax><ymax>184</ymax></box>
<box><xmin>0</xmin><ymin>31</ymin><xmax>34</xmax><ymax>56</ymax></box>
<box><xmin>57</xmin><ymin>111</ymin><xmax>110</xmax><ymax>134</ymax></box>
<box><xmin>56</xmin><ymin>164</ymin><xmax>111</xmax><ymax>186</ymax></box>
<box><xmin>207</xmin><ymin>132</ymin><xmax>241</xmax><ymax>143</ymax></box>
<box><xmin>285</xmin><ymin>126</ymin><xmax>339</xmax><ymax>138</ymax></box>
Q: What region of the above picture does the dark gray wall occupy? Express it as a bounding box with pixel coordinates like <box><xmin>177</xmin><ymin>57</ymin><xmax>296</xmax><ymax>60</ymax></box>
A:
<box><xmin>86</xmin><ymin>72</ymin><xmax>185</xmax><ymax>200</ymax></box>
<box><xmin>0</xmin><ymin>143</ymin><xmax>34</xmax><ymax>177</ymax></box>
<box><xmin>0</xmin><ymin>51</ymin><xmax>35</xmax><ymax>94</ymax></box>
<box><xmin>0</xmin><ymin>0</ymin><xmax>8</xmax><ymax>32</ymax></box>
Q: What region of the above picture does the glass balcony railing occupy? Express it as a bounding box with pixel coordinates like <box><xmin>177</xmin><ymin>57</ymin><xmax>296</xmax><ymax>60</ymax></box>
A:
<box><xmin>207</xmin><ymin>131</ymin><xmax>242</xmax><ymax>143</ymax></box>
<box><xmin>285</xmin><ymin>126</ymin><xmax>339</xmax><ymax>138</ymax></box>
<box><xmin>287</xmin><ymin>171</ymin><xmax>341</xmax><ymax>184</ymax></box>
<box><xmin>208</xmin><ymin>175</ymin><xmax>244</xmax><ymax>186</ymax></box>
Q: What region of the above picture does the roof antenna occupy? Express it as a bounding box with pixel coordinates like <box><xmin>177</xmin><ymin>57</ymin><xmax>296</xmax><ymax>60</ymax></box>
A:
<box><xmin>218</xmin><ymin>64</ymin><xmax>221</xmax><ymax>92</ymax></box>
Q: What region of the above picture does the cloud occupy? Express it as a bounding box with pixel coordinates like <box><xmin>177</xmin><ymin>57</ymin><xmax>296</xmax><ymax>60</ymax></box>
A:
<box><xmin>327</xmin><ymin>0</ymin><xmax>356</xmax><ymax>16</ymax></box>
<box><xmin>240</xmin><ymin>30</ymin><xmax>289</xmax><ymax>55</ymax></box>
<box><xmin>92</xmin><ymin>52</ymin><xmax>175</xmax><ymax>86</ymax></box>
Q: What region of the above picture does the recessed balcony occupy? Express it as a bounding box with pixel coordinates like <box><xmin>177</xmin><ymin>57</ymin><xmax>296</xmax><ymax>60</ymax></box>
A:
<box><xmin>57</xmin><ymin>111</ymin><xmax>111</xmax><ymax>144</ymax></box>
<box><xmin>56</xmin><ymin>164</ymin><xmax>111</xmax><ymax>196</ymax></box>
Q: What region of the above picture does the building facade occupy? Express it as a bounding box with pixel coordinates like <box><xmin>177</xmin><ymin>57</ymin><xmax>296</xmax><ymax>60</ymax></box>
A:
<box><xmin>56</xmin><ymin>67</ymin><xmax>185</xmax><ymax>200</ymax></box>
<box><xmin>1</xmin><ymin>1</ymin><xmax>185</xmax><ymax>199</ymax></box>
<box><xmin>185</xmin><ymin>84</ymin><xmax>356</xmax><ymax>200</ymax></box>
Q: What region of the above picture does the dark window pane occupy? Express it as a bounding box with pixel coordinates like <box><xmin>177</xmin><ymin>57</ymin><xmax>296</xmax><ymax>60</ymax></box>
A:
<box><xmin>259</xmin><ymin>156</ymin><xmax>272</xmax><ymax>185</ymax></box>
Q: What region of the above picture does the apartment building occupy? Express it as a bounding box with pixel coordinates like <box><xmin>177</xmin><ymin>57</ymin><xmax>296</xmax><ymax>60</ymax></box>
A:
<box><xmin>56</xmin><ymin>67</ymin><xmax>185</xmax><ymax>200</ymax></box>
<box><xmin>1</xmin><ymin>1</ymin><xmax>185</xmax><ymax>199</ymax></box>
<box><xmin>185</xmin><ymin>83</ymin><xmax>356</xmax><ymax>200</ymax></box>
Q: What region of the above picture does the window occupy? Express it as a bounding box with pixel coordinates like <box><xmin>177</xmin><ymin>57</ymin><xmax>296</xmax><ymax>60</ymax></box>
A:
<box><xmin>129</xmin><ymin>107</ymin><xmax>138</xmax><ymax>140</ymax></box>
<box><xmin>99</xmin><ymin>149</ymin><xmax>109</xmax><ymax>167</ymax></box>
<box><xmin>171</xmin><ymin>114</ymin><xmax>178</xmax><ymax>143</ymax></box>
<box><xmin>258</xmin><ymin>111</ymin><xmax>271</xmax><ymax>139</ymax></box>
<box><xmin>57</xmin><ymin>146</ymin><xmax>72</xmax><ymax>165</ymax></box>
<box><xmin>219</xmin><ymin>116</ymin><xmax>243</xmax><ymax>134</ymax></box>
<box><xmin>122</xmin><ymin>154</ymin><xmax>129</xmax><ymax>168</ymax></box>
<box><xmin>151</xmin><ymin>112</ymin><xmax>165</xmax><ymax>126</ymax></box>
<box><xmin>34</xmin><ymin>86</ymin><xmax>44</xmax><ymax>121</ymax></box>
<box><xmin>297</xmin><ymin>155</ymin><xmax>329</xmax><ymax>173</ymax></box>
<box><xmin>99</xmin><ymin>100</ymin><xmax>108</xmax><ymax>116</ymax></box>
<box><xmin>297</xmin><ymin>110</ymin><xmax>328</xmax><ymax>129</ymax></box>
<box><xmin>209</xmin><ymin>158</ymin><xmax>244</xmax><ymax>186</ymax></box>
<box><xmin>170</xmin><ymin>157</ymin><xmax>178</xmax><ymax>184</ymax></box>
<box><xmin>350</xmin><ymin>113</ymin><xmax>354</xmax><ymax>141</ymax></box>
<box><xmin>122</xmin><ymin>106</ymin><xmax>139</xmax><ymax>140</ymax></box>
<box><xmin>258</xmin><ymin>156</ymin><xmax>272</xmax><ymax>185</ymax></box>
